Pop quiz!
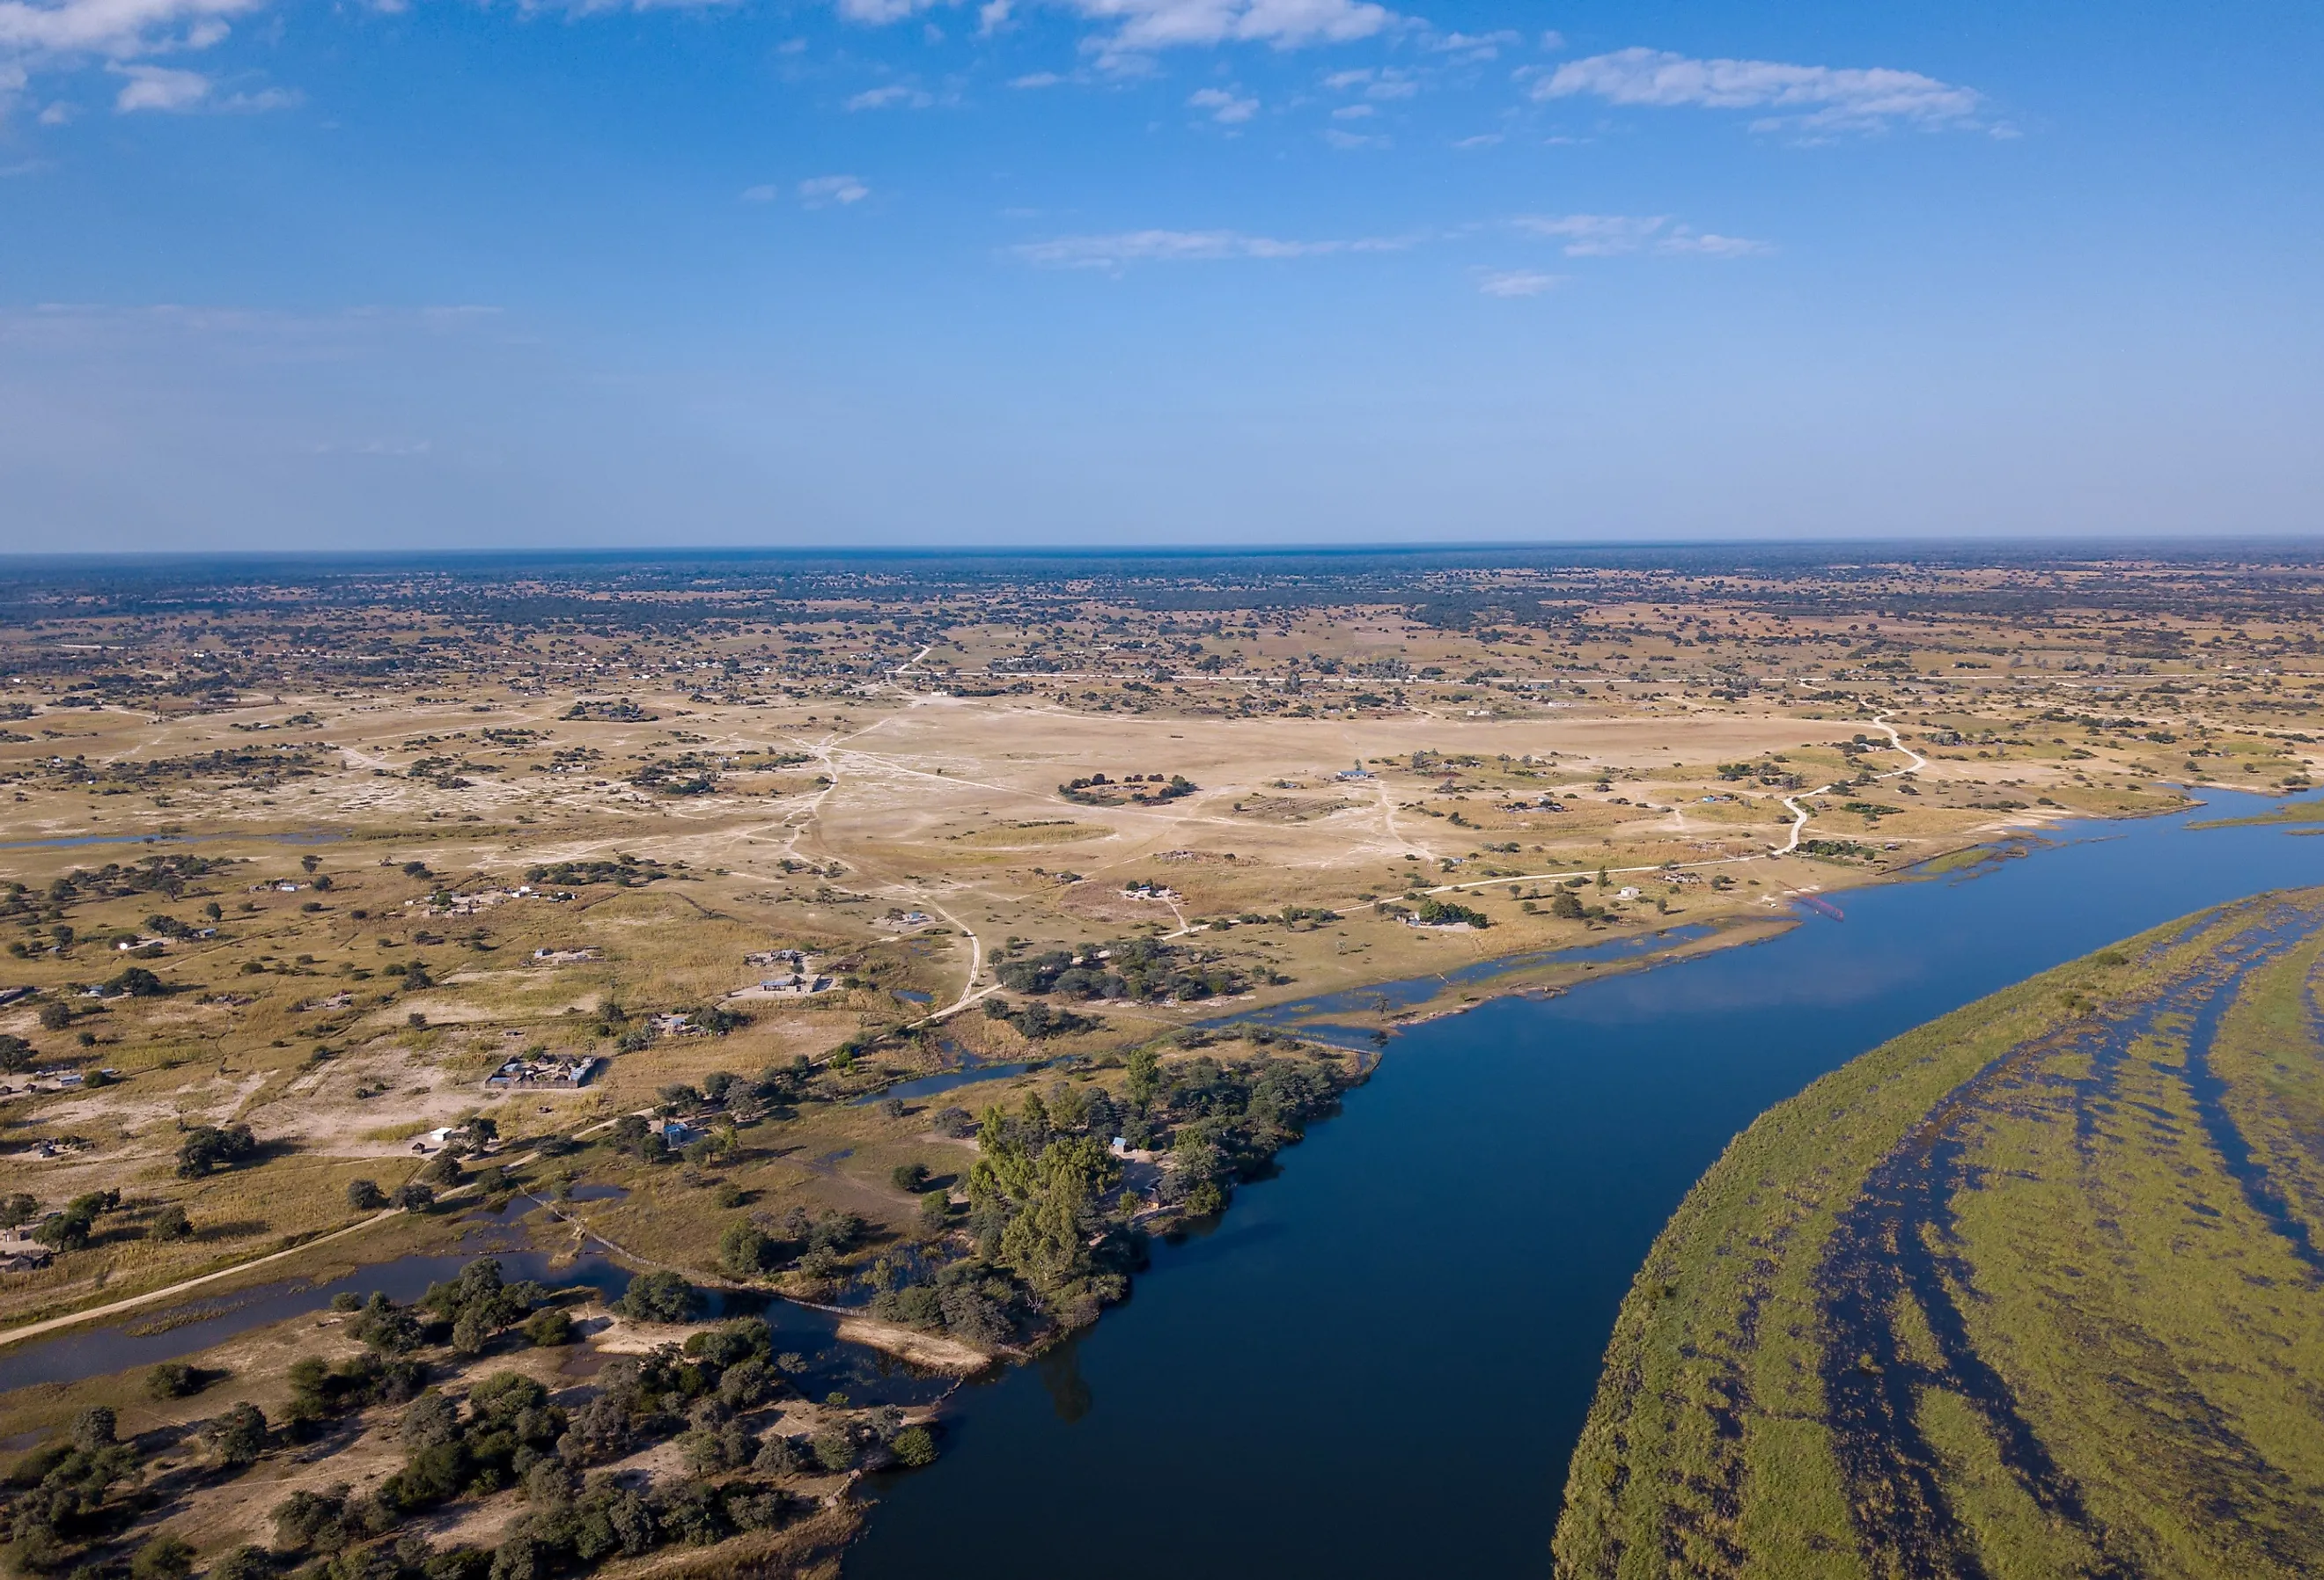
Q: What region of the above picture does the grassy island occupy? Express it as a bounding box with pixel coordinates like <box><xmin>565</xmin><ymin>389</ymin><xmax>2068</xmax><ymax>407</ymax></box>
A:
<box><xmin>1555</xmin><ymin>887</ymin><xmax>2324</xmax><ymax>1578</ymax></box>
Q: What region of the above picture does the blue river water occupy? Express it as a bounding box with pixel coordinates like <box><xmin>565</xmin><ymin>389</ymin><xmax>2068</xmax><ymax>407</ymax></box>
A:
<box><xmin>843</xmin><ymin>788</ymin><xmax>2324</xmax><ymax>1578</ymax></box>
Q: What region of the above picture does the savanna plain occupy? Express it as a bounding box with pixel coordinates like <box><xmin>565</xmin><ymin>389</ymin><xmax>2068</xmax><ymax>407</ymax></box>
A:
<box><xmin>0</xmin><ymin>546</ymin><xmax>2320</xmax><ymax>1580</ymax></box>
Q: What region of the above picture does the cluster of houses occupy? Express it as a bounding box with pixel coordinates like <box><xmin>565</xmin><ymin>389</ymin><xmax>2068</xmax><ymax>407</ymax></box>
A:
<box><xmin>0</xmin><ymin>1069</ymin><xmax>116</xmax><ymax>1102</ymax></box>
<box><xmin>14</xmin><ymin>1135</ymin><xmax>96</xmax><ymax>1161</ymax></box>
<box><xmin>484</xmin><ymin>1051</ymin><xmax>602</xmax><ymax>1091</ymax></box>
<box><xmin>731</xmin><ymin>948</ymin><xmax>832</xmax><ymax>1000</ymax></box>
<box><xmin>531</xmin><ymin>946</ymin><xmax>600</xmax><ymax>965</ymax></box>
<box><xmin>0</xmin><ymin>1233</ymin><xmax>53</xmax><ymax>1272</ymax></box>
<box><xmin>1121</xmin><ymin>881</ymin><xmax>1181</xmax><ymax>903</ymax></box>
<box><xmin>406</xmin><ymin>885</ymin><xmax>554</xmax><ymax>919</ymax></box>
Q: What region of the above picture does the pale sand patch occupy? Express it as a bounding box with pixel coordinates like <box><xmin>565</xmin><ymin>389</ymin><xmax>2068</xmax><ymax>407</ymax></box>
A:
<box><xmin>835</xmin><ymin>1315</ymin><xmax>991</xmax><ymax>1374</ymax></box>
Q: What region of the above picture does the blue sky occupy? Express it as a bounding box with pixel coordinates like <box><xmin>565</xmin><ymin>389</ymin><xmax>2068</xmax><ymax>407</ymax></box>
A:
<box><xmin>1</xmin><ymin>0</ymin><xmax>2319</xmax><ymax>549</ymax></box>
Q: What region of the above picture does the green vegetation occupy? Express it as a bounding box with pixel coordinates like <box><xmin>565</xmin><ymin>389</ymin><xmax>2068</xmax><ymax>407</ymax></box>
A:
<box><xmin>1555</xmin><ymin>888</ymin><xmax>2324</xmax><ymax>1579</ymax></box>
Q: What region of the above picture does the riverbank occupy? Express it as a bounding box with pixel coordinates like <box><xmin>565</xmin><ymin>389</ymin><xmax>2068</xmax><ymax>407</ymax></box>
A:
<box><xmin>1555</xmin><ymin>887</ymin><xmax>2324</xmax><ymax>1578</ymax></box>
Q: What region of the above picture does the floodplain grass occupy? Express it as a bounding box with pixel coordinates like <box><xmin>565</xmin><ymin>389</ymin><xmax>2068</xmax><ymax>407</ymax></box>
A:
<box><xmin>1555</xmin><ymin>889</ymin><xmax>2324</xmax><ymax>1580</ymax></box>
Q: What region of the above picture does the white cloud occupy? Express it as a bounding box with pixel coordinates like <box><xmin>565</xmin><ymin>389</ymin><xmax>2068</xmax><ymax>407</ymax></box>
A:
<box><xmin>1329</xmin><ymin>101</ymin><xmax>1369</xmax><ymax>118</ymax></box>
<box><xmin>1476</xmin><ymin>268</ymin><xmax>1558</xmax><ymax>297</ymax></box>
<box><xmin>218</xmin><ymin>83</ymin><xmax>297</xmax><ymax>110</ymax></box>
<box><xmin>835</xmin><ymin>0</ymin><xmax>1397</xmax><ymax>66</ymax></box>
<box><xmin>1012</xmin><ymin>225</ymin><xmax>1406</xmax><ymax>268</ymax></box>
<box><xmin>1515</xmin><ymin>213</ymin><xmax>1665</xmax><ymax>256</ymax></box>
<box><xmin>742</xmin><ymin>175</ymin><xmax>872</xmax><ymax>207</ymax></box>
<box><xmin>798</xmin><ymin>173</ymin><xmax>870</xmax><ymax>205</ymax></box>
<box><xmin>1188</xmin><ymin>84</ymin><xmax>1254</xmax><ymax>122</ymax></box>
<box><xmin>846</xmin><ymin>83</ymin><xmax>932</xmax><ymax>109</ymax></box>
<box><xmin>111</xmin><ymin>62</ymin><xmax>206</xmax><ymax>110</ymax></box>
<box><xmin>1427</xmin><ymin>28</ymin><xmax>1515</xmax><ymax>59</ymax></box>
<box><xmin>1451</xmin><ymin>131</ymin><xmax>1499</xmax><ymax>148</ymax></box>
<box><xmin>1535</xmin><ymin>46</ymin><xmax>1980</xmax><ymax>132</ymax></box>
<box><xmin>0</xmin><ymin>0</ymin><xmax>260</xmax><ymax>56</ymax></box>
<box><xmin>1322</xmin><ymin>127</ymin><xmax>1383</xmax><ymax>149</ymax></box>
<box><xmin>1010</xmin><ymin>70</ymin><xmax>1062</xmax><ymax>86</ymax></box>
<box><xmin>1538</xmin><ymin>29</ymin><xmax>1563</xmax><ymax>51</ymax></box>
<box><xmin>1515</xmin><ymin>212</ymin><xmax>1770</xmax><ymax>258</ymax></box>
<box><xmin>1658</xmin><ymin>231</ymin><xmax>1770</xmax><ymax>257</ymax></box>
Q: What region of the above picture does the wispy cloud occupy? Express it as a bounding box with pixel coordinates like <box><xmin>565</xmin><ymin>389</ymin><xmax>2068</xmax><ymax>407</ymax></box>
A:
<box><xmin>1658</xmin><ymin>231</ymin><xmax>1770</xmax><ymax>257</ymax></box>
<box><xmin>1476</xmin><ymin>268</ymin><xmax>1559</xmax><ymax>298</ymax></box>
<box><xmin>798</xmin><ymin>173</ymin><xmax>870</xmax><ymax>205</ymax></box>
<box><xmin>1515</xmin><ymin>212</ymin><xmax>1770</xmax><ymax>257</ymax></box>
<box><xmin>1425</xmin><ymin>28</ymin><xmax>1516</xmax><ymax>60</ymax></box>
<box><xmin>111</xmin><ymin>62</ymin><xmax>208</xmax><ymax>111</ymax></box>
<box><xmin>1010</xmin><ymin>70</ymin><xmax>1062</xmax><ymax>87</ymax></box>
<box><xmin>1012</xmin><ymin>226</ymin><xmax>1409</xmax><ymax>269</ymax></box>
<box><xmin>1535</xmin><ymin>46</ymin><xmax>1981</xmax><ymax>133</ymax></box>
<box><xmin>742</xmin><ymin>174</ymin><xmax>872</xmax><ymax>206</ymax></box>
<box><xmin>1188</xmin><ymin>85</ymin><xmax>1254</xmax><ymax>123</ymax></box>
<box><xmin>835</xmin><ymin>0</ymin><xmax>1397</xmax><ymax>67</ymax></box>
<box><xmin>846</xmin><ymin>82</ymin><xmax>933</xmax><ymax>109</ymax></box>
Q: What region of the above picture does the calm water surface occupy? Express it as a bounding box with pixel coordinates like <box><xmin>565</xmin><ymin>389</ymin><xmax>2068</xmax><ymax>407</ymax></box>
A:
<box><xmin>847</xmin><ymin>790</ymin><xmax>2324</xmax><ymax>1579</ymax></box>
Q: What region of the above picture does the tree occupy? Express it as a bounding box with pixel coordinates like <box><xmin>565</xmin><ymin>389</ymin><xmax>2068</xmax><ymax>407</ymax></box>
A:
<box><xmin>207</xmin><ymin>1401</ymin><xmax>268</xmax><ymax>1467</ymax></box>
<box><xmin>0</xmin><ymin>1193</ymin><xmax>33</xmax><ymax>1229</ymax></box>
<box><xmin>109</xmin><ymin>966</ymin><xmax>166</xmax><ymax>997</ymax></box>
<box><xmin>890</xmin><ymin>1426</ymin><xmax>938</xmax><ymax>1467</ymax></box>
<box><xmin>889</xmin><ymin>1163</ymin><xmax>929</xmax><ymax>1193</ymax></box>
<box><xmin>176</xmin><ymin>1123</ymin><xmax>258</xmax><ymax>1179</ymax></box>
<box><xmin>717</xmin><ymin>1222</ymin><xmax>770</xmax><ymax>1280</ymax></box>
<box><xmin>71</xmin><ymin>1406</ymin><xmax>117</xmax><ymax>1450</ymax></box>
<box><xmin>523</xmin><ymin>1309</ymin><xmax>574</xmax><ymax>1348</ymax></box>
<box><xmin>916</xmin><ymin>1189</ymin><xmax>952</xmax><ymax>1234</ymax></box>
<box><xmin>1126</xmin><ymin>1047</ymin><xmax>1161</xmax><ymax>1109</ymax></box>
<box><xmin>151</xmin><ymin>1205</ymin><xmax>194</xmax><ymax>1242</ymax></box>
<box><xmin>390</xmin><ymin>1182</ymin><xmax>435</xmax><ymax>1212</ymax></box>
<box><xmin>612</xmin><ymin>1271</ymin><xmax>701</xmax><ymax>1324</ymax></box>
<box><xmin>0</xmin><ymin>1034</ymin><xmax>32</xmax><ymax>1074</ymax></box>
<box><xmin>1550</xmin><ymin>889</ymin><xmax>1586</xmax><ymax>920</ymax></box>
<box><xmin>421</xmin><ymin>1151</ymin><xmax>463</xmax><ymax>1188</ymax></box>
<box><xmin>347</xmin><ymin>1179</ymin><xmax>387</xmax><ymax>1210</ymax></box>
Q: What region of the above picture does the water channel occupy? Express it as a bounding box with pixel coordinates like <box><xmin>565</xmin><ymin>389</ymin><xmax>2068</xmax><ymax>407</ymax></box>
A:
<box><xmin>842</xmin><ymin>788</ymin><xmax>2324</xmax><ymax>1578</ymax></box>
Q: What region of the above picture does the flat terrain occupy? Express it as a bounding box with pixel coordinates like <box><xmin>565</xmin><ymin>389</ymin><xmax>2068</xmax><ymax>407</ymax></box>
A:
<box><xmin>1554</xmin><ymin>887</ymin><xmax>2324</xmax><ymax>1579</ymax></box>
<box><xmin>0</xmin><ymin>546</ymin><xmax>2320</xmax><ymax>1577</ymax></box>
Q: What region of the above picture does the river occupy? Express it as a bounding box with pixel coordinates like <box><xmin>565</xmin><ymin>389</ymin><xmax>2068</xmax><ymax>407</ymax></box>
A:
<box><xmin>842</xmin><ymin>788</ymin><xmax>2324</xmax><ymax>1578</ymax></box>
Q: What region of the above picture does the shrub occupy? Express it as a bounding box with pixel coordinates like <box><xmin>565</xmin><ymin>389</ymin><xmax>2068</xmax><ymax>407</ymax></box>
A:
<box><xmin>147</xmin><ymin>1362</ymin><xmax>203</xmax><ymax>1400</ymax></box>
<box><xmin>890</xmin><ymin>1426</ymin><xmax>938</xmax><ymax>1467</ymax></box>
<box><xmin>210</xmin><ymin>1546</ymin><xmax>273</xmax><ymax>1580</ymax></box>
<box><xmin>522</xmin><ymin>1309</ymin><xmax>574</xmax><ymax>1348</ymax></box>
<box><xmin>889</xmin><ymin>1163</ymin><xmax>929</xmax><ymax>1193</ymax></box>
<box><xmin>151</xmin><ymin>1205</ymin><xmax>194</xmax><ymax>1242</ymax></box>
<box><xmin>130</xmin><ymin>1533</ymin><xmax>195</xmax><ymax>1580</ymax></box>
<box><xmin>347</xmin><ymin>1179</ymin><xmax>387</xmax><ymax>1211</ymax></box>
